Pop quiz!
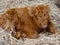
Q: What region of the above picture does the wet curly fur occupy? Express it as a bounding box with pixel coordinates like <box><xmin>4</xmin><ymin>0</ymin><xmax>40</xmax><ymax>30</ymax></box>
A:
<box><xmin>0</xmin><ymin>5</ymin><xmax>56</xmax><ymax>39</ymax></box>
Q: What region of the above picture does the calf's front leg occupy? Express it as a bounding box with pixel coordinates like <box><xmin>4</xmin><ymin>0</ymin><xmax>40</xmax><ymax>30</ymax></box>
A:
<box><xmin>47</xmin><ymin>20</ymin><xmax>57</xmax><ymax>34</ymax></box>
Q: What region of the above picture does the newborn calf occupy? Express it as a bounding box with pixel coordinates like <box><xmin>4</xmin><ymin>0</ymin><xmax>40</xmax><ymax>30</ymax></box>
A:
<box><xmin>0</xmin><ymin>5</ymin><xmax>56</xmax><ymax>39</ymax></box>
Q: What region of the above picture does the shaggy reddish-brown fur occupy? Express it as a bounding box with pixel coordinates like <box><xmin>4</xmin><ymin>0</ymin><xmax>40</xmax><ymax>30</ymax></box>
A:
<box><xmin>0</xmin><ymin>5</ymin><xmax>56</xmax><ymax>39</ymax></box>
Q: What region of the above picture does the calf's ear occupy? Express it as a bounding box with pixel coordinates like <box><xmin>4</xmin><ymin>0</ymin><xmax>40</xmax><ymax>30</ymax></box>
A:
<box><xmin>45</xmin><ymin>5</ymin><xmax>50</xmax><ymax>13</ymax></box>
<box><xmin>28</xmin><ymin>7</ymin><xmax>35</xmax><ymax>17</ymax></box>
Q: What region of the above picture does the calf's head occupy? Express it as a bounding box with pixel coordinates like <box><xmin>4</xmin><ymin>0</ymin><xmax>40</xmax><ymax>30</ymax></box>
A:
<box><xmin>29</xmin><ymin>5</ymin><xmax>50</xmax><ymax>28</ymax></box>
